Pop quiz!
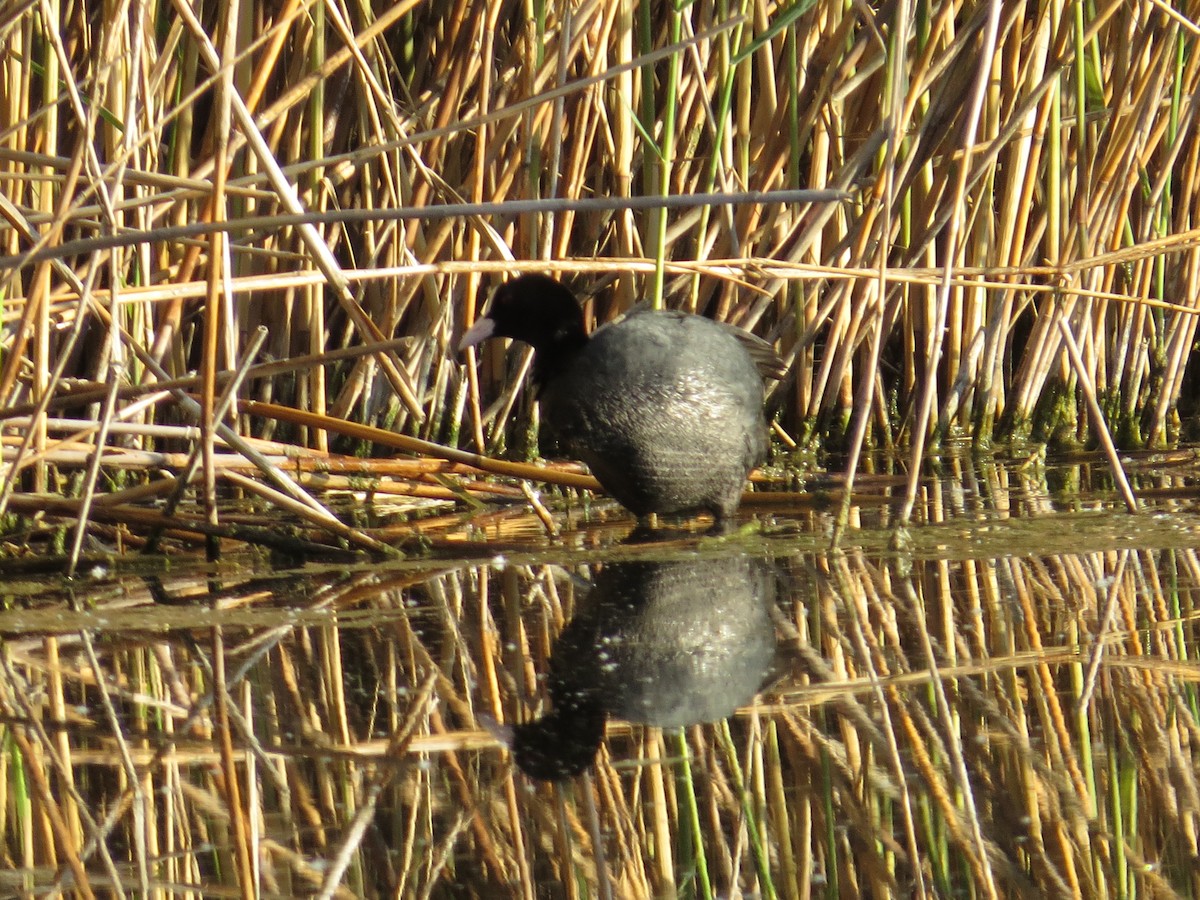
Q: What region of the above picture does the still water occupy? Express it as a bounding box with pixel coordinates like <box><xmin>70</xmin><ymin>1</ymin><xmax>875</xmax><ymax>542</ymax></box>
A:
<box><xmin>1</xmin><ymin>452</ymin><xmax>1199</xmax><ymax>898</ymax></box>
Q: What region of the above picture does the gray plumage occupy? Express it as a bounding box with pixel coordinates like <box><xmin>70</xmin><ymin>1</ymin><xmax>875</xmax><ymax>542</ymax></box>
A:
<box><xmin>460</xmin><ymin>275</ymin><xmax>781</xmax><ymax>520</ymax></box>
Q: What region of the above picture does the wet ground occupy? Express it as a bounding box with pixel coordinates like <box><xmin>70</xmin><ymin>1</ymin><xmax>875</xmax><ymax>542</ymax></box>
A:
<box><xmin>2</xmin><ymin>449</ymin><xmax>1200</xmax><ymax>897</ymax></box>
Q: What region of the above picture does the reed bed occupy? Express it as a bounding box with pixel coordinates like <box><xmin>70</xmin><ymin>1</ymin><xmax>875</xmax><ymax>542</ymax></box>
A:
<box><xmin>2</xmin><ymin>2</ymin><xmax>1200</xmax><ymax>898</ymax></box>
<box><xmin>0</xmin><ymin>1</ymin><xmax>1199</xmax><ymax>555</ymax></box>
<box><xmin>0</xmin><ymin>459</ymin><xmax>1196</xmax><ymax>897</ymax></box>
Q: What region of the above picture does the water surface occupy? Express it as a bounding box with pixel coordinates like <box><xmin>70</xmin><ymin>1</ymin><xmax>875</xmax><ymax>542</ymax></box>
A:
<box><xmin>1</xmin><ymin>452</ymin><xmax>1198</xmax><ymax>898</ymax></box>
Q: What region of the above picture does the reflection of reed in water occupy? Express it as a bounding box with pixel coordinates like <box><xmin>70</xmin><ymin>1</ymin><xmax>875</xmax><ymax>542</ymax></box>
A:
<box><xmin>4</xmin><ymin>471</ymin><xmax>1200</xmax><ymax>896</ymax></box>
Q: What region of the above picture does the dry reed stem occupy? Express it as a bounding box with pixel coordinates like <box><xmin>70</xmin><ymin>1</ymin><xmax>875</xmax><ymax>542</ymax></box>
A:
<box><xmin>0</xmin><ymin>1</ymin><xmax>1196</xmax><ymax>556</ymax></box>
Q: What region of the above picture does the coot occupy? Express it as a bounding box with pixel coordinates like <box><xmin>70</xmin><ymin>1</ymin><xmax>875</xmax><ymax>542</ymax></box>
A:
<box><xmin>459</xmin><ymin>274</ymin><xmax>782</xmax><ymax>521</ymax></box>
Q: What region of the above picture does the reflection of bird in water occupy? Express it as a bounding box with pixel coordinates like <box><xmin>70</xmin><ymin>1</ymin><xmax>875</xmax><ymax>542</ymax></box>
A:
<box><xmin>492</xmin><ymin>554</ymin><xmax>778</xmax><ymax>781</ymax></box>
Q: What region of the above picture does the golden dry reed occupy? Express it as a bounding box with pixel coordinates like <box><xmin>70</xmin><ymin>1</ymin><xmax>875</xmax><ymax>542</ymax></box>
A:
<box><xmin>0</xmin><ymin>1</ymin><xmax>1197</xmax><ymax>554</ymax></box>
